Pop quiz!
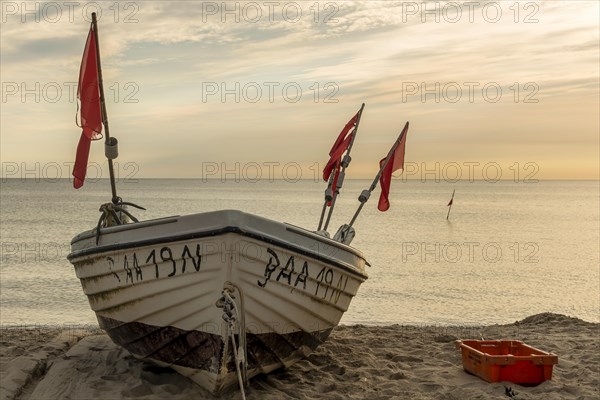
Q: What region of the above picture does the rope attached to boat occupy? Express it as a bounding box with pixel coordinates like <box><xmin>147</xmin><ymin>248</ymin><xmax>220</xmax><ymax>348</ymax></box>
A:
<box><xmin>95</xmin><ymin>198</ymin><xmax>146</xmax><ymax>244</ymax></box>
<box><xmin>217</xmin><ymin>284</ymin><xmax>248</xmax><ymax>399</ymax></box>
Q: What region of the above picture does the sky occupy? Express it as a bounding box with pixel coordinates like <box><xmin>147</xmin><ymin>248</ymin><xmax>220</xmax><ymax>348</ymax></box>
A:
<box><xmin>1</xmin><ymin>0</ymin><xmax>599</xmax><ymax>181</ymax></box>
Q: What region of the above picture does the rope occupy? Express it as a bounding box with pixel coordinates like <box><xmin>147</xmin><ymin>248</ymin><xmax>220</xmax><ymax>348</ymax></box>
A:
<box><xmin>217</xmin><ymin>285</ymin><xmax>248</xmax><ymax>399</ymax></box>
<box><xmin>95</xmin><ymin>199</ymin><xmax>145</xmax><ymax>244</ymax></box>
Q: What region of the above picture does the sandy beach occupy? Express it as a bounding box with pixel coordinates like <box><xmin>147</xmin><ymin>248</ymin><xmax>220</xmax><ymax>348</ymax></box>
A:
<box><xmin>1</xmin><ymin>313</ymin><xmax>597</xmax><ymax>400</ymax></box>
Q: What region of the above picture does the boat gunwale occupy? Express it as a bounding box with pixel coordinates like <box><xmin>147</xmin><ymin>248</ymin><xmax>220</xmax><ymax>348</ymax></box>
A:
<box><xmin>68</xmin><ymin>224</ymin><xmax>369</xmax><ymax>281</ymax></box>
<box><xmin>70</xmin><ymin>216</ymin><xmax>180</xmax><ymax>244</ymax></box>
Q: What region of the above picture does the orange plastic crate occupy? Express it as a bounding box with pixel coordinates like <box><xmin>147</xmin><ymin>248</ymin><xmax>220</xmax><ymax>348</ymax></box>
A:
<box><xmin>455</xmin><ymin>340</ymin><xmax>558</xmax><ymax>385</ymax></box>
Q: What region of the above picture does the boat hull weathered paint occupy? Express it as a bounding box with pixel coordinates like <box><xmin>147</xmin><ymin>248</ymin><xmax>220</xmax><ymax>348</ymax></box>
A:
<box><xmin>68</xmin><ymin>210</ymin><xmax>367</xmax><ymax>393</ymax></box>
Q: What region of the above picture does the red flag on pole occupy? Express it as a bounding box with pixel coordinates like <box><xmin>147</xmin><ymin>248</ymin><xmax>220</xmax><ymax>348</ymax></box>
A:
<box><xmin>322</xmin><ymin>133</ymin><xmax>352</xmax><ymax>182</ymax></box>
<box><xmin>447</xmin><ymin>198</ymin><xmax>453</xmax><ymax>206</ymax></box>
<box><xmin>377</xmin><ymin>126</ymin><xmax>408</xmax><ymax>212</ymax></box>
<box><xmin>322</xmin><ymin>112</ymin><xmax>358</xmax><ymax>182</ymax></box>
<box><xmin>73</xmin><ymin>26</ymin><xmax>103</xmax><ymax>189</ymax></box>
<box><xmin>329</xmin><ymin>160</ymin><xmax>341</xmax><ymax>200</ymax></box>
<box><xmin>328</xmin><ymin>113</ymin><xmax>358</xmax><ymax>158</ymax></box>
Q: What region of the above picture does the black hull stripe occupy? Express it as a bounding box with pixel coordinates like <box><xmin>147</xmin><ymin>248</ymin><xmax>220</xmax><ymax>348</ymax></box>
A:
<box><xmin>69</xmin><ymin>225</ymin><xmax>368</xmax><ymax>280</ymax></box>
<box><xmin>97</xmin><ymin>315</ymin><xmax>333</xmax><ymax>374</ymax></box>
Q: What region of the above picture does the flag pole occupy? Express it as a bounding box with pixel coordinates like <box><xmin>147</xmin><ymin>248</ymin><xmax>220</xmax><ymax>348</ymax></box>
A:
<box><xmin>347</xmin><ymin>121</ymin><xmax>409</xmax><ymax>228</ymax></box>
<box><xmin>322</xmin><ymin>103</ymin><xmax>365</xmax><ymax>231</ymax></box>
<box><xmin>446</xmin><ymin>189</ymin><xmax>455</xmax><ymax>220</ymax></box>
<box><xmin>91</xmin><ymin>12</ymin><xmax>119</xmax><ymax>204</ymax></box>
<box><xmin>317</xmin><ymin>172</ymin><xmax>335</xmax><ymax>231</ymax></box>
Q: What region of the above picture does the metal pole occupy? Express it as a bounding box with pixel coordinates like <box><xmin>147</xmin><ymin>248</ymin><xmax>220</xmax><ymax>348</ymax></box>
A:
<box><xmin>323</xmin><ymin>103</ymin><xmax>365</xmax><ymax>231</ymax></box>
<box><xmin>348</xmin><ymin>202</ymin><xmax>365</xmax><ymax>227</ymax></box>
<box><xmin>91</xmin><ymin>13</ymin><xmax>119</xmax><ymax>204</ymax></box>
<box><xmin>317</xmin><ymin>172</ymin><xmax>335</xmax><ymax>231</ymax></box>
<box><xmin>347</xmin><ymin>121</ymin><xmax>409</xmax><ymax>228</ymax></box>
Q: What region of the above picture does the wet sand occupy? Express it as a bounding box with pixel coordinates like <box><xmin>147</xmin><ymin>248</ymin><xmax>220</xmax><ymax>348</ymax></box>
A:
<box><xmin>1</xmin><ymin>313</ymin><xmax>598</xmax><ymax>400</ymax></box>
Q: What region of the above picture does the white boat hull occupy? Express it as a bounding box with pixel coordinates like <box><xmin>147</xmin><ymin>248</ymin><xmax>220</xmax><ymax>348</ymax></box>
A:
<box><xmin>68</xmin><ymin>210</ymin><xmax>367</xmax><ymax>394</ymax></box>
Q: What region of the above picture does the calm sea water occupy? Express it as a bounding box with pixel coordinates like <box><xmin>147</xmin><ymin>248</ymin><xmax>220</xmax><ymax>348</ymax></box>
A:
<box><xmin>1</xmin><ymin>179</ymin><xmax>598</xmax><ymax>326</ymax></box>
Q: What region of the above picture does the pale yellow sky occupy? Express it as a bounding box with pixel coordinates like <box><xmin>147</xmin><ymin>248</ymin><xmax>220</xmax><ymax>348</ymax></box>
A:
<box><xmin>1</xmin><ymin>1</ymin><xmax>598</xmax><ymax>180</ymax></box>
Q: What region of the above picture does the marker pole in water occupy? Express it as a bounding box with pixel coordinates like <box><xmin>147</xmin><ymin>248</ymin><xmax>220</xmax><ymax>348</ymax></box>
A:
<box><xmin>446</xmin><ymin>189</ymin><xmax>455</xmax><ymax>220</ymax></box>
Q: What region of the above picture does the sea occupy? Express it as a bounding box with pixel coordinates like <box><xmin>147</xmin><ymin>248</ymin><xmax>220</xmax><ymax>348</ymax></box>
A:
<box><xmin>1</xmin><ymin>178</ymin><xmax>598</xmax><ymax>327</ymax></box>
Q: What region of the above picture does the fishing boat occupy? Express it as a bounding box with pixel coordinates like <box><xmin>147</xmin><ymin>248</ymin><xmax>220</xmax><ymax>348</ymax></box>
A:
<box><xmin>68</xmin><ymin>210</ymin><xmax>368</xmax><ymax>393</ymax></box>
<box><xmin>68</xmin><ymin>14</ymin><xmax>409</xmax><ymax>395</ymax></box>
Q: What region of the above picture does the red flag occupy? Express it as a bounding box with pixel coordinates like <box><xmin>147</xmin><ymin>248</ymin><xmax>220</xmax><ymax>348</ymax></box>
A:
<box><xmin>328</xmin><ymin>113</ymin><xmax>358</xmax><ymax>157</ymax></box>
<box><xmin>447</xmin><ymin>198</ymin><xmax>453</xmax><ymax>206</ymax></box>
<box><xmin>322</xmin><ymin>112</ymin><xmax>358</xmax><ymax>182</ymax></box>
<box><xmin>327</xmin><ymin>160</ymin><xmax>342</xmax><ymax>206</ymax></box>
<box><xmin>73</xmin><ymin>26</ymin><xmax>103</xmax><ymax>189</ymax></box>
<box><xmin>378</xmin><ymin>124</ymin><xmax>409</xmax><ymax>212</ymax></box>
<box><xmin>323</xmin><ymin>133</ymin><xmax>352</xmax><ymax>182</ymax></box>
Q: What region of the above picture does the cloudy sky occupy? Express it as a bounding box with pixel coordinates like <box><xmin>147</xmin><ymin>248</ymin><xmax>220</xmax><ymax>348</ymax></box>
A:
<box><xmin>1</xmin><ymin>1</ymin><xmax>598</xmax><ymax>180</ymax></box>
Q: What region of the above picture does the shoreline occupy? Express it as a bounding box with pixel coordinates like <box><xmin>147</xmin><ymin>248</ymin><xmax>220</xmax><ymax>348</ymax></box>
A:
<box><xmin>1</xmin><ymin>313</ymin><xmax>598</xmax><ymax>400</ymax></box>
<box><xmin>3</xmin><ymin>311</ymin><xmax>598</xmax><ymax>329</ymax></box>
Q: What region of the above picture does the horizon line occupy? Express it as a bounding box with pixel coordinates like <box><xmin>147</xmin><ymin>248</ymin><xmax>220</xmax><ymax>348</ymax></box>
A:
<box><xmin>2</xmin><ymin>178</ymin><xmax>599</xmax><ymax>182</ymax></box>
